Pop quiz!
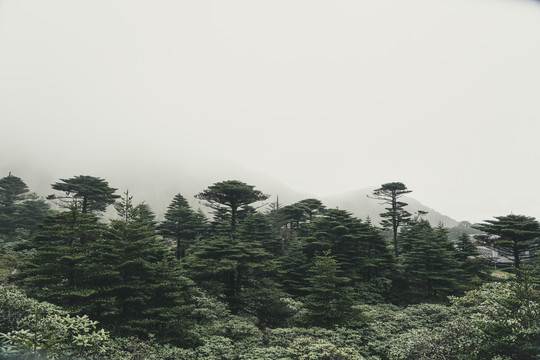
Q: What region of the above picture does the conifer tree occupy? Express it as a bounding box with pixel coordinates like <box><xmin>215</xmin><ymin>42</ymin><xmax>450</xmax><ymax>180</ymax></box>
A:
<box><xmin>278</xmin><ymin>237</ymin><xmax>310</xmax><ymax>297</ymax></box>
<box><xmin>296</xmin><ymin>198</ymin><xmax>326</xmax><ymax>221</ymax></box>
<box><xmin>0</xmin><ymin>173</ymin><xmax>30</xmax><ymax>237</ymax></box>
<box><xmin>474</xmin><ymin>214</ymin><xmax>540</xmax><ymax>268</ymax></box>
<box><xmin>399</xmin><ymin>220</ymin><xmax>461</xmax><ymax>301</ymax></box>
<box><xmin>455</xmin><ymin>233</ymin><xmax>491</xmax><ymax>290</ymax></box>
<box><xmin>239</xmin><ymin>211</ymin><xmax>282</xmax><ymax>257</ymax></box>
<box><xmin>106</xmin><ymin>191</ymin><xmax>196</xmax><ymax>345</ymax></box>
<box><xmin>134</xmin><ymin>202</ymin><xmax>157</xmax><ymax>227</ymax></box>
<box><xmin>184</xmin><ymin>214</ymin><xmax>285</xmax><ymax>324</ymax></box>
<box><xmin>17</xmin><ymin>202</ymin><xmax>112</xmax><ymax>318</ymax></box>
<box><xmin>456</xmin><ymin>233</ymin><xmax>478</xmax><ymax>258</ymax></box>
<box><xmin>48</xmin><ymin>175</ymin><xmax>120</xmax><ymax>215</ymax></box>
<box><xmin>195</xmin><ymin>180</ymin><xmax>269</xmax><ymax>235</ymax></box>
<box><xmin>265</xmin><ymin>196</ymin><xmax>287</xmax><ymax>234</ymax></box>
<box><xmin>301</xmin><ymin>209</ymin><xmax>394</xmax><ymax>302</ymax></box>
<box><xmin>11</xmin><ymin>194</ymin><xmax>53</xmax><ymax>236</ymax></box>
<box><xmin>370</xmin><ymin>182</ymin><xmax>412</xmax><ymax>257</ymax></box>
<box><xmin>281</xmin><ymin>203</ymin><xmax>308</xmax><ymax>230</ymax></box>
<box><xmin>0</xmin><ymin>173</ymin><xmax>29</xmax><ymax>209</ymax></box>
<box><xmin>159</xmin><ymin>193</ymin><xmax>207</xmax><ymax>259</ymax></box>
<box><xmin>303</xmin><ymin>251</ymin><xmax>353</xmax><ymax>327</ymax></box>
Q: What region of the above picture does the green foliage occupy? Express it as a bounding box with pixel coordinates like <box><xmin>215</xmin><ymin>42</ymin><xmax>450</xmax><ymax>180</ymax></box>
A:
<box><xmin>159</xmin><ymin>193</ymin><xmax>208</xmax><ymax>259</ymax></box>
<box><xmin>302</xmin><ymin>251</ymin><xmax>353</xmax><ymax>328</ymax></box>
<box><xmin>16</xmin><ymin>205</ymin><xmax>110</xmax><ymax>317</ymax></box>
<box><xmin>474</xmin><ymin>214</ymin><xmax>540</xmax><ymax>268</ymax></box>
<box><xmin>455</xmin><ymin>233</ymin><xmax>492</xmax><ymax>291</ymax></box>
<box><xmin>369</xmin><ymin>274</ymin><xmax>539</xmax><ymax>360</ymax></box>
<box><xmin>184</xmin><ymin>219</ymin><xmax>288</xmax><ymax>325</ymax></box>
<box><xmin>399</xmin><ymin>220</ymin><xmax>461</xmax><ymax>302</ymax></box>
<box><xmin>0</xmin><ymin>284</ymin><xmax>110</xmax><ymax>359</ymax></box>
<box><xmin>280</xmin><ymin>199</ymin><xmax>326</xmax><ymax>231</ymax></box>
<box><xmin>357</xmin><ymin>303</ymin><xmax>461</xmax><ymax>358</ymax></box>
<box><xmin>0</xmin><ymin>173</ymin><xmax>29</xmax><ymax>219</ymax></box>
<box><xmin>0</xmin><ymin>174</ymin><xmax>52</xmax><ymax>240</ymax></box>
<box><xmin>0</xmin><ymin>284</ymin><xmax>196</xmax><ymax>359</ymax></box>
<box><xmin>10</xmin><ymin>194</ymin><xmax>53</xmax><ymax>236</ymax></box>
<box><xmin>309</xmin><ymin>210</ymin><xmax>393</xmax><ymax>299</ymax></box>
<box><xmin>15</xmin><ymin>191</ymin><xmax>198</xmax><ymax>347</ymax></box>
<box><xmin>48</xmin><ymin>175</ymin><xmax>120</xmax><ymax>214</ymax></box>
<box><xmin>4</xmin><ymin>174</ymin><xmax>539</xmax><ymax>359</ymax></box>
<box><xmin>279</xmin><ymin>237</ymin><xmax>310</xmax><ymax>298</ymax></box>
<box><xmin>238</xmin><ymin>212</ymin><xmax>282</xmax><ymax>257</ymax></box>
<box><xmin>195</xmin><ymin>180</ymin><xmax>269</xmax><ymax>234</ymax></box>
<box><xmin>387</xmin><ymin>319</ymin><xmax>479</xmax><ymax>360</ymax></box>
<box><xmin>286</xmin><ymin>337</ymin><xmax>365</xmax><ymax>360</ymax></box>
<box><xmin>104</xmin><ymin>193</ymin><xmax>197</xmax><ymax>345</ymax></box>
<box><xmin>450</xmin><ymin>274</ymin><xmax>540</xmax><ymax>359</ymax></box>
<box><xmin>370</xmin><ymin>182</ymin><xmax>412</xmax><ymax>257</ymax></box>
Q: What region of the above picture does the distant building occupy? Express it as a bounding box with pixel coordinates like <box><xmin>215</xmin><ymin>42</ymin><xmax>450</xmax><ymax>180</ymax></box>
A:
<box><xmin>476</xmin><ymin>245</ymin><xmax>514</xmax><ymax>266</ymax></box>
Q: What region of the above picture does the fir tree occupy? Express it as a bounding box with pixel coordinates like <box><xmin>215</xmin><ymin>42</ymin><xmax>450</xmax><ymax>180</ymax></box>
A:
<box><xmin>369</xmin><ymin>182</ymin><xmax>412</xmax><ymax>257</ymax></box>
<box><xmin>399</xmin><ymin>220</ymin><xmax>461</xmax><ymax>301</ymax></box>
<box><xmin>301</xmin><ymin>209</ymin><xmax>393</xmax><ymax>302</ymax></box>
<box><xmin>0</xmin><ymin>173</ymin><xmax>30</xmax><ymax>237</ymax></box>
<box><xmin>159</xmin><ymin>193</ymin><xmax>207</xmax><ymax>259</ymax></box>
<box><xmin>239</xmin><ymin>211</ymin><xmax>282</xmax><ymax>257</ymax></box>
<box><xmin>455</xmin><ymin>233</ymin><xmax>491</xmax><ymax>291</ymax></box>
<box><xmin>474</xmin><ymin>214</ymin><xmax>540</xmax><ymax>268</ymax></box>
<box><xmin>195</xmin><ymin>180</ymin><xmax>269</xmax><ymax>235</ymax></box>
<box><xmin>106</xmin><ymin>191</ymin><xmax>196</xmax><ymax>345</ymax></box>
<box><xmin>184</xmin><ymin>214</ymin><xmax>285</xmax><ymax>324</ymax></box>
<box><xmin>17</xmin><ymin>202</ymin><xmax>112</xmax><ymax>318</ymax></box>
<box><xmin>303</xmin><ymin>251</ymin><xmax>353</xmax><ymax>327</ymax></box>
<box><xmin>48</xmin><ymin>175</ymin><xmax>120</xmax><ymax>215</ymax></box>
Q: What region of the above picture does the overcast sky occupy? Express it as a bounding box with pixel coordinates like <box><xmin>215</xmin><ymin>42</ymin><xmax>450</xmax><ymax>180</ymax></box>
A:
<box><xmin>1</xmin><ymin>0</ymin><xmax>539</xmax><ymax>223</ymax></box>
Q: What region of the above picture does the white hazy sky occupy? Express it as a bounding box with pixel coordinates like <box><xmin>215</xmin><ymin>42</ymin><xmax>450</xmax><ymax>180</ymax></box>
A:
<box><xmin>1</xmin><ymin>0</ymin><xmax>539</xmax><ymax>223</ymax></box>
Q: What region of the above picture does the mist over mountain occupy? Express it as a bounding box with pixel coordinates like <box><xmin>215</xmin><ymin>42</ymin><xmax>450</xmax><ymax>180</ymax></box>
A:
<box><xmin>322</xmin><ymin>188</ymin><xmax>460</xmax><ymax>228</ymax></box>
<box><xmin>2</xmin><ymin>153</ymin><xmax>460</xmax><ymax>227</ymax></box>
<box><xmin>0</xmin><ymin>153</ymin><xmax>310</xmax><ymax>219</ymax></box>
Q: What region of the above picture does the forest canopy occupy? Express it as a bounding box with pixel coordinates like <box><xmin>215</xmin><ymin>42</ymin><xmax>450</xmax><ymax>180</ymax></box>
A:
<box><xmin>0</xmin><ymin>173</ymin><xmax>538</xmax><ymax>359</ymax></box>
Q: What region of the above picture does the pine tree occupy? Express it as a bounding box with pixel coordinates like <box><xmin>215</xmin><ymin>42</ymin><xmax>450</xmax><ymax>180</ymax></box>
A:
<box><xmin>369</xmin><ymin>182</ymin><xmax>412</xmax><ymax>257</ymax></box>
<box><xmin>239</xmin><ymin>211</ymin><xmax>282</xmax><ymax>257</ymax></box>
<box><xmin>17</xmin><ymin>202</ymin><xmax>112</xmax><ymax>318</ymax></box>
<box><xmin>48</xmin><ymin>175</ymin><xmax>120</xmax><ymax>215</ymax></box>
<box><xmin>296</xmin><ymin>198</ymin><xmax>326</xmax><ymax>221</ymax></box>
<box><xmin>474</xmin><ymin>214</ymin><xmax>540</xmax><ymax>268</ymax></box>
<box><xmin>105</xmin><ymin>191</ymin><xmax>196</xmax><ymax>345</ymax></box>
<box><xmin>0</xmin><ymin>173</ymin><xmax>30</xmax><ymax>237</ymax></box>
<box><xmin>303</xmin><ymin>251</ymin><xmax>353</xmax><ymax>327</ymax></box>
<box><xmin>278</xmin><ymin>236</ymin><xmax>310</xmax><ymax>298</ymax></box>
<box><xmin>399</xmin><ymin>220</ymin><xmax>461</xmax><ymax>301</ymax></box>
<box><xmin>11</xmin><ymin>193</ymin><xmax>53</xmax><ymax>236</ymax></box>
<box><xmin>134</xmin><ymin>202</ymin><xmax>157</xmax><ymax>227</ymax></box>
<box><xmin>301</xmin><ymin>209</ymin><xmax>393</xmax><ymax>302</ymax></box>
<box><xmin>184</xmin><ymin>213</ymin><xmax>285</xmax><ymax>324</ymax></box>
<box><xmin>195</xmin><ymin>180</ymin><xmax>269</xmax><ymax>235</ymax></box>
<box><xmin>159</xmin><ymin>193</ymin><xmax>207</xmax><ymax>259</ymax></box>
<box><xmin>455</xmin><ymin>233</ymin><xmax>491</xmax><ymax>291</ymax></box>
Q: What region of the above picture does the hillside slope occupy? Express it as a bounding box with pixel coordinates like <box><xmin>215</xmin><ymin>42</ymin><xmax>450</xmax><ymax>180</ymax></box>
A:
<box><xmin>322</xmin><ymin>188</ymin><xmax>460</xmax><ymax>228</ymax></box>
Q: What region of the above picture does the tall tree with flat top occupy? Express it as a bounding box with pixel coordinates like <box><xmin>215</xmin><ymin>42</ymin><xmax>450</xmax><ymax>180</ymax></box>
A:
<box><xmin>48</xmin><ymin>175</ymin><xmax>120</xmax><ymax>215</ymax></box>
<box><xmin>195</xmin><ymin>180</ymin><xmax>269</xmax><ymax>236</ymax></box>
<box><xmin>474</xmin><ymin>214</ymin><xmax>540</xmax><ymax>268</ymax></box>
<box><xmin>370</xmin><ymin>182</ymin><xmax>412</xmax><ymax>257</ymax></box>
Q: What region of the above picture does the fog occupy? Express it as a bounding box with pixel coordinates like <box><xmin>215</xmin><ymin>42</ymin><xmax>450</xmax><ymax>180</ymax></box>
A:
<box><xmin>1</xmin><ymin>0</ymin><xmax>540</xmax><ymax>223</ymax></box>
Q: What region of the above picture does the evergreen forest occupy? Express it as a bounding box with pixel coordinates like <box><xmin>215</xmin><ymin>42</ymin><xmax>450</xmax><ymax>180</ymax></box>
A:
<box><xmin>0</xmin><ymin>173</ymin><xmax>538</xmax><ymax>360</ymax></box>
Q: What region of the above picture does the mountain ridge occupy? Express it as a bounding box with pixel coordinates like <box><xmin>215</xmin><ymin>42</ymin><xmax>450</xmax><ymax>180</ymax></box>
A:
<box><xmin>1</xmin><ymin>156</ymin><xmax>460</xmax><ymax>227</ymax></box>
